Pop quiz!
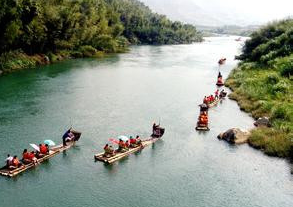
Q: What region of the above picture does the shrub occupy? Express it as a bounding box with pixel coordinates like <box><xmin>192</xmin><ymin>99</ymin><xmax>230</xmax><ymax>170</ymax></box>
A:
<box><xmin>280</xmin><ymin>64</ymin><xmax>293</xmax><ymax>77</ymax></box>
<box><xmin>275</xmin><ymin>55</ymin><xmax>293</xmax><ymax>77</ymax></box>
<box><xmin>70</xmin><ymin>51</ymin><xmax>83</xmax><ymax>58</ymax></box>
<box><xmin>272</xmin><ymin>80</ymin><xmax>289</xmax><ymax>94</ymax></box>
<box><xmin>91</xmin><ymin>35</ymin><xmax>117</xmax><ymax>53</ymax></box>
<box><xmin>0</xmin><ymin>50</ymin><xmax>36</xmax><ymax>71</ymax></box>
<box><xmin>265</xmin><ymin>73</ymin><xmax>279</xmax><ymax>85</ymax></box>
<box><xmin>272</xmin><ymin>105</ymin><xmax>290</xmax><ymax>121</ymax></box>
<box><xmin>47</xmin><ymin>52</ymin><xmax>58</xmax><ymax>62</ymax></box>
<box><xmin>78</xmin><ymin>45</ymin><xmax>97</xmax><ymax>57</ymax></box>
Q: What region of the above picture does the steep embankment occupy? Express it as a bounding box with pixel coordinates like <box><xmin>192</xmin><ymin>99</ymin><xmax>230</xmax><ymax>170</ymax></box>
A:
<box><xmin>0</xmin><ymin>0</ymin><xmax>202</xmax><ymax>74</ymax></box>
<box><xmin>226</xmin><ymin>19</ymin><xmax>293</xmax><ymax>158</ymax></box>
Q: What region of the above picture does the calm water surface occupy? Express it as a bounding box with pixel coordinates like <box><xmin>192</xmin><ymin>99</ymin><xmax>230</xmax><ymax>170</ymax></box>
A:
<box><xmin>0</xmin><ymin>37</ymin><xmax>292</xmax><ymax>207</ymax></box>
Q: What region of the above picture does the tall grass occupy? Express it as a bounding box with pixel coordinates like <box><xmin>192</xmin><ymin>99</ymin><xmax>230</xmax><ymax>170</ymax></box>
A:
<box><xmin>226</xmin><ymin>62</ymin><xmax>293</xmax><ymax>158</ymax></box>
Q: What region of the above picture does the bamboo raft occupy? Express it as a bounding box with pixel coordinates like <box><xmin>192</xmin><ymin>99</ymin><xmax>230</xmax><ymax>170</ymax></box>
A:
<box><xmin>95</xmin><ymin>127</ymin><xmax>165</xmax><ymax>164</ymax></box>
<box><xmin>195</xmin><ymin>125</ymin><xmax>210</xmax><ymax>131</ymax></box>
<box><xmin>216</xmin><ymin>82</ymin><xmax>224</xmax><ymax>86</ymax></box>
<box><xmin>0</xmin><ymin>142</ymin><xmax>75</xmax><ymax>177</ymax></box>
<box><xmin>208</xmin><ymin>98</ymin><xmax>221</xmax><ymax>108</ymax></box>
<box><xmin>94</xmin><ymin>138</ymin><xmax>159</xmax><ymax>164</ymax></box>
<box><xmin>0</xmin><ymin>130</ymin><xmax>81</xmax><ymax>177</ymax></box>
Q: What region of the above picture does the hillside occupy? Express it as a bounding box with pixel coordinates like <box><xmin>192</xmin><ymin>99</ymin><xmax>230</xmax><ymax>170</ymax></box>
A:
<box><xmin>226</xmin><ymin>19</ymin><xmax>293</xmax><ymax>158</ymax></box>
<box><xmin>140</xmin><ymin>0</ymin><xmax>261</xmax><ymax>26</ymax></box>
<box><xmin>0</xmin><ymin>0</ymin><xmax>202</xmax><ymax>74</ymax></box>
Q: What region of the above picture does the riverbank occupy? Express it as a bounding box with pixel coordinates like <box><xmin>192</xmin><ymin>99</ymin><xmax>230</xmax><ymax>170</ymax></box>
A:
<box><xmin>0</xmin><ymin>48</ymin><xmax>115</xmax><ymax>76</ymax></box>
<box><xmin>225</xmin><ymin>62</ymin><xmax>293</xmax><ymax>159</ymax></box>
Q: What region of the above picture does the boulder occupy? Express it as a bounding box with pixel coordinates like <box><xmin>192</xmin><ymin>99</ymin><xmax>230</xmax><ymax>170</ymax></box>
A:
<box><xmin>44</xmin><ymin>55</ymin><xmax>50</xmax><ymax>63</ymax></box>
<box><xmin>217</xmin><ymin>128</ymin><xmax>251</xmax><ymax>144</ymax></box>
<box><xmin>254</xmin><ymin>117</ymin><xmax>271</xmax><ymax>127</ymax></box>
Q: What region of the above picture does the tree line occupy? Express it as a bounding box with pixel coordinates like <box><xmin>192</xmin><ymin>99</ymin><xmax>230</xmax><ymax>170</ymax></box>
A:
<box><xmin>0</xmin><ymin>0</ymin><xmax>202</xmax><ymax>57</ymax></box>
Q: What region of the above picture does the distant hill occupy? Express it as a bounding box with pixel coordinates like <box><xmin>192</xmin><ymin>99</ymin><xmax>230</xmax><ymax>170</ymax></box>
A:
<box><xmin>140</xmin><ymin>0</ymin><xmax>261</xmax><ymax>26</ymax></box>
<box><xmin>197</xmin><ymin>25</ymin><xmax>260</xmax><ymax>36</ymax></box>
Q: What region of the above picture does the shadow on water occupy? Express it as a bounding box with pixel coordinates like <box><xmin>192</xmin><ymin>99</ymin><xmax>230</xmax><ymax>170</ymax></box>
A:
<box><xmin>61</xmin><ymin>145</ymin><xmax>81</xmax><ymax>159</ymax></box>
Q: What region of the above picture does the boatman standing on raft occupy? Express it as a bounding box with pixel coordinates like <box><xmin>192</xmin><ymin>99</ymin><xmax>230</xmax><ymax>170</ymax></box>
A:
<box><xmin>62</xmin><ymin>128</ymin><xmax>75</xmax><ymax>146</ymax></box>
<box><xmin>153</xmin><ymin>123</ymin><xmax>159</xmax><ymax>133</ymax></box>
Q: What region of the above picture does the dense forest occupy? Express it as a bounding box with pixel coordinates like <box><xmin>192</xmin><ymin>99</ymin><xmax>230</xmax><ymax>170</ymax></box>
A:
<box><xmin>226</xmin><ymin>18</ymin><xmax>293</xmax><ymax>158</ymax></box>
<box><xmin>0</xmin><ymin>0</ymin><xmax>202</xmax><ymax>73</ymax></box>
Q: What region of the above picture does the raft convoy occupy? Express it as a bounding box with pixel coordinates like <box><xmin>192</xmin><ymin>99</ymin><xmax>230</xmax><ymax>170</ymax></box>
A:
<box><xmin>0</xmin><ymin>125</ymin><xmax>165</xmax><ymax>177</ymax></box>
<box><xmin>1</xmin><ymin>58</ymin><xmax>227</xmax><ymax>177</ymax></box>
<box><xmin>195</xmin><ymin>58</ymin><xmax>227</xmax><ymax>131</ymax></box>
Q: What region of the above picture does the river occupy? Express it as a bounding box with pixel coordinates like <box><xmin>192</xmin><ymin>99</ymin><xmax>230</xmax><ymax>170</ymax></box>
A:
<box><xmin>0</xmin><ymin>37</ymin><xmax>292</xmax><ymax>207</ymax></box>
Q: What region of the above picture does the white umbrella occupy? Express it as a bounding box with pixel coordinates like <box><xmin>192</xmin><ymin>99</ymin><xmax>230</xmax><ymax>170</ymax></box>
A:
<box><xmin>30</xmin><ymin>143</ymin><xmax>40</xmax><ymax>152</ymax></box>
<box><xmin>118</xmin><ymin>135</ymin><xmax>129</xmax><ymax>141</ymax></box>
<box><xmin>44</xmin><ymin>140</ymin><xmax>56</xmax><ymax>146</ymax></box>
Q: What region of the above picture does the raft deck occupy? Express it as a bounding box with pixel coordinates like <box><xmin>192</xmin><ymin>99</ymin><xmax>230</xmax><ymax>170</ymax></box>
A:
<box><xmin>94</xmin><ymin>138</ymin><xmax>159</xmax><ymax>164</ymax></box>
<box><xmin>0</xmin><ymin>141</ymin><xmax>76</xmax><ymax>177</ymax></box>
<box><xmin>208</xmin><ymin>98</ymin><xmax>222</xmax><ymax>108</ymax></box>
<box><xmin>195</xmin><ymin>126</ymin><xmax>210</xmax><ymax>131</ymax></box>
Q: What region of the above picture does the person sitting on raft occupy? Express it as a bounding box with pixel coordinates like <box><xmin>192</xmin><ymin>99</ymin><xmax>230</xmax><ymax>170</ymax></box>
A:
<box><xmin>5</xmin><ymin>154</ymin><xmax>13</xmax><ymax>168</ymax></box>
<box><xmin>136</xmin><ymin>135</ymin><xmax>142</xmax><ymax>146</ymax></box>
<box><xmin>37</xmin><ymin>144</ymin><xmax>49</xmax><ymax>158</ymax></box>
<box><xmin>22</xmin><ymin>149</ymin><xmax>32</xmax><ymax>164</ymax></box>
<box><xmin>125</xmin><ymin>140</ymin><xmax>130</xmax><ymax>148</ymax></box>
<box><xmin>130</xmin><ymin>136</ymin><xmax>139</xmax><ymax>148</ymax></box>
<box><xmin>28</xmin><ymin>151</ymin><xmax>38</xmax><ymax>165</ymax></box>
<box><xmin>207</xmin><ymin>95</ymin><xmax>214</xmax><ymax>104</ymax></box>
<box><xmin>62</xmin><ymin>128</ymin><xmax>75</xmax><ymax>146</ymax></box>
<box><xmin>203</xmin><ymin>96</ymin><xmax>208</xmax><ymax>104</ymax></box>
<box><xmin>103</xmin><ymin>144</ymin><xmax>115</xmax><ymax>157</ymax></box>
<box><xmin>117</xmin><ymin>139</ymin><xmax>127</xmax><ymax>152</ymax></box>
<box><xmin>9</xmin><ymin>156</ymin><xmax>23</xmax><ymax>169</ymax></box>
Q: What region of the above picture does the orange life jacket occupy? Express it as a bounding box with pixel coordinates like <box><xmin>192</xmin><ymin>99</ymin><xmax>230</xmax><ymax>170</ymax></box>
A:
<box><xmin>13</xmin><ymin>158</ymin><xmax>19</xmax><ymax>166</ymax></box>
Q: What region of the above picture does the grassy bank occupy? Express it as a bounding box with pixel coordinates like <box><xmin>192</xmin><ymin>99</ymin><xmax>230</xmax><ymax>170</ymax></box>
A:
<box><xmin>226</xmin><ymin>62</ymin><xmax>293</xmax><ymax>158</ymax></box>
<box><xmin>0</xmin><ymin>47</ymin><xmax>111</xmax><ymax>75</ymax></box>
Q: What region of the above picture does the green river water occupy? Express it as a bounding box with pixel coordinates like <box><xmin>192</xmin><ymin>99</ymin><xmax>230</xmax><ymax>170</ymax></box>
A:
<box><xmin>0</xmin><ymin>37</ymin><xmax>292</xmax><ymax>207</ymax></box>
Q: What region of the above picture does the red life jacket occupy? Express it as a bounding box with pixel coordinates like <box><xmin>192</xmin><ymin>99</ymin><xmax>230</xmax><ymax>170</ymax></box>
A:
<box><xmin>23</xmin><ymin>152</ymin><xmax>30</xmax><ymax>160</ymax></box>
<box><xmin>119</xmin><ymin>141</ymin><xmax>125</xmax><ymax>148</ymax></box>
<box><xmin>40</xmin><ymin>144</ymin><xmax>47</xmax><ymax>154</ymax></box>
<box><xmin>29</xmin><ymin>153</ymin><xmax>35</xmax><ymax>160</ymax></box>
